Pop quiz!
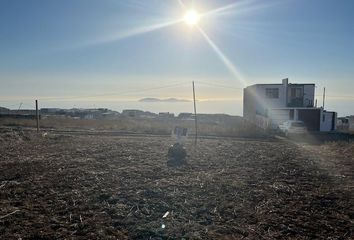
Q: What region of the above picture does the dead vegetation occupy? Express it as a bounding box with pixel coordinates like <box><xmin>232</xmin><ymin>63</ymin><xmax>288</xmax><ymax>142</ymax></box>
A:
<box><xmin>0</xmin><ymin>116</ymin><xmax>267</xmax><ymax>138</ymax></box>
<box><xmin>321</xmin><ymin>141</ymin><xmax>354</xmax><ymax>158</ymax></box>
<box><xmin>300</xmin><ymin>140</ymin><xmax>354</xmax><ymax>181</ymax></box>
<box><xmin>0</xmin><ymin>129</ymin><xmax>353</xmax><ymax>239</ymax></box>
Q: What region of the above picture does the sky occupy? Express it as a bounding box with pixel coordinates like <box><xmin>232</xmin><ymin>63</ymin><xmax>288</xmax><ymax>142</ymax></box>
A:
<box><xmin>0</xmin><ymin>0</ymin><xmax>353</xmax><ymax>116</ymax></box>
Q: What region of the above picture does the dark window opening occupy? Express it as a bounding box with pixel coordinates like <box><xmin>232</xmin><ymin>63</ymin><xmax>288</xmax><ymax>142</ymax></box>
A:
<box><xmin>265</xmin><ymin>88</ymin><xmax>279</xmax><ymax>98</ymax></box>
<box><xmin>290</xmin><ymin>88</ymin><xmax>303</xmax><ymax>98</ymax></box>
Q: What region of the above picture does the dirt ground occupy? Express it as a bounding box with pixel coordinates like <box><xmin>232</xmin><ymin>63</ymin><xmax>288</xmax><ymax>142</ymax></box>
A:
<box><xmin>0</xmin><ymin>129</ymin><xmax>353</xmax><ymax>239</ymax></box>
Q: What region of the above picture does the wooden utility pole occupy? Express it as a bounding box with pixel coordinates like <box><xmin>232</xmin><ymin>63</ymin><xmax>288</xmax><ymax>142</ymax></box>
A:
<box><xmin>192</xmin><ymin>81</ymin><xmax>198</xmax><ymax>145</ymax></box>
<box><xmin>322</xmin><ymin>87</ymin><xmax>326</xmax><ymax>109</ymax></box>
<box><xmin>18</xmin><ymin>102</ymin><xmax>23</xmax><ymax>111</ymax></box>
<box><xmin>35</xmin><ymin>100</ymin><xmax>40</xmax><ymax>133</ymax></box>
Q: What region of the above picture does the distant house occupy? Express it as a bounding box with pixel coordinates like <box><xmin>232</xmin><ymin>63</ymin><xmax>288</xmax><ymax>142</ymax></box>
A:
<box><xmin>337</xmin><ymin>116</ymin><xmax>354</xmax><ymax>132</ymax></box>
<box><xmin>243</xmin><ymin>78</ymin><xmax>337</xmax><ymax>132</ymax></box>
<box><xmin>40</xmin><ymin>108</ymin><xmax>62</xmax><ymax>114</ymax></box>
<box><xmin>337</xmin><ymin>117</ymin><xmax>349</xmax><ymax>131</ymax></box>
<box><xmin>72</xmin><ymin>109</ymin><xmax>109</xmax><ymax>119</ymax></box>
<box><xmin>342</xmin><ymin>116</ymin><xmax>354</xmax><ymax>132</ymax></box>
<box><xmin>122</xmin><ymin>109</ymin><xmax>142</xmax><ymax>117</ymax></box>
<box><xmin>195</xmin><ymin>114</ymin><xmax>236</xmax><ymax>124</ymax></box>
<box><xmin>177</xmin><ymin>113</ymin><xmax>194</xmax><ymax>120</ymax></box>
<box><xmin>101</xmin><ymin>111</ymin><xmax>120</xmax><ymax>119</ymax></box>
<box><xmin>122</xmin><ymin>109</ymin><xmax>157</xmax><ymax>118</ymax></box>
<box><xmin>158</xmin><ymin>112</ymin><xmax>174</xmax><ymax>118</ymax></box>
<box><xmin>0</xmin><ymin>108</ymin><xmax>38</xmax><ymax>119</ymax></box>
<box><xmin>349</xmin><ymin>116</ymin><xmax>354</xmax><ymax>132</ymax></box>
<box><xmin>0</xmin><ymin>107</ymin><xmax>10</xmax><ymax>114</ymax></box>
<box><xmin>39</xmin><ymin>108</ymin><xmax>119</xmax><ymax>120</ymax></box>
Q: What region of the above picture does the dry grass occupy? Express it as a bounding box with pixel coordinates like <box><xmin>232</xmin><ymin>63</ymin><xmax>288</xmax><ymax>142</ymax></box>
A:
<box><xmin>321</xmin><ymin>141</ymin><xmax>354</xmax><ymax>158</ymax></box>
<box><xmin>0</xmin><ymin>131</ymin><xmax>353</xmax><ymax>239</ymax></box>
<box><xmin>0</xmin><ymin>117</ymin><xmax>268</xmax><ymax>138</ymax></box>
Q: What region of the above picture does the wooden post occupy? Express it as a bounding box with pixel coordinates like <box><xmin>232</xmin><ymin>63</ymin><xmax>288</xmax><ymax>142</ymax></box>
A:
<box><xmin>192</xmin><ymin>81</ymin><xmax>198</xmax><ymax>145</ymax></box>
<box><xmin>35</xmin><ymin>100</ymin><xmax>40</xmax><ymax>133</ymax></box>
<box><xmin>322</xmin><ymin>87</ymin><xmax>326</xmax><ymax>109</ymax></box>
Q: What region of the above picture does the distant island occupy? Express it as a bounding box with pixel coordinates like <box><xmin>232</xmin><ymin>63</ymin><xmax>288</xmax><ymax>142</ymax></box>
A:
<box><xmin>138</xmin><ymin>98</ymin><xmax>191</xmax><ymax>103</ymax></box>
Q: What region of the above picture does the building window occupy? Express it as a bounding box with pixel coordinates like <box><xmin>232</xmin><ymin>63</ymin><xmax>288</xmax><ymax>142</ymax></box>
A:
<box><xmin>265</xmin><ymin>88</ymin><xmax>279</xmax><ymax>98</ymax></box>
<box><xmin>290</xmin><ymin>88</ymin><xmax>303</xmax><ymax>98</ymax></box>
<box><xmin>323</xmin><ymin>114</ymin><xmax>326</xmax><ymax>122</ymax></box>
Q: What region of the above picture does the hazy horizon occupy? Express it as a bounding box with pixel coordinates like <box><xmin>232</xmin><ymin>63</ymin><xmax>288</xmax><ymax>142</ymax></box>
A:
<box><xmin>1</xmin><ymin>97</ymin><xmax>353</xmax><ymax>117</ymax></box>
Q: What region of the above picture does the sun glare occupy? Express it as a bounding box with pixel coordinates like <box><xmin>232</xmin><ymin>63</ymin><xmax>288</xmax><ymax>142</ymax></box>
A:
<box><xmin>183</xmin><ymin>9</ymin><xmax>200</xmax><ymax>26</ymax></box>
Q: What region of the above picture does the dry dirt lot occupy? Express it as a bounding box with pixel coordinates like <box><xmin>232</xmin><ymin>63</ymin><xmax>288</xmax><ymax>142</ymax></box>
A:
<box><xmin>0</xmin><ymin>129</ymin><xmax>353</xmax><ymax>239</ymax></box>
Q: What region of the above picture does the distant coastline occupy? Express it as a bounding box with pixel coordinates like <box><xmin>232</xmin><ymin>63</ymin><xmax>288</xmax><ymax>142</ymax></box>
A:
<box><xmin>138</xmin><ymin>98</ymin><xmax>191</xmax><ymax>103</ymax></box>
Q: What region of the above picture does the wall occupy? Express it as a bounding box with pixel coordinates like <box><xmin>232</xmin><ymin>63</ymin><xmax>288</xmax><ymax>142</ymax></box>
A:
<box><xmin>303</xmin><ymin>85</ymin><xmax>315</xmax><ymax>107</ymax></box>
<box><xmin>255</xmin><ymin>84</ymin><xmax>286</xmax><ymax>110</ymax></box>
<box><xmin>320</xmin><ymin>111</ymin><xmax>336</xmax><ymax>132</ymax></box>
<box><xmin>243</xmin><ymin>84</ymin><xmax>286</xmax><ymax>118</ymax></box>
<box><xmin>298</xmin><ymin>109</ymin><xmax>321</xmax><ymax>131</ymax></box>
<box><xmin>348</xmin><ymin>116</ymin><xmax>354</xmax><ymax>131</ymax></box>
<box><xmin>269</xmin><ymin>109</ymin><xmax>291</xmax><ymax>127</ymax></box>
<box><xmin>243</xmin><ymin>86</ymin><xmax>257</xmax><ymax>120</ymax></box>
<box><xmin>255</xmin><ymin>114</ymin><xmax>271</xmax><ymax>129</ymax></box>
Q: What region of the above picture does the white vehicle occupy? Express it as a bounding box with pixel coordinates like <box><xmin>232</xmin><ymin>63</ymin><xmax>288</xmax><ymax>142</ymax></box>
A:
<box><xmin>279</xmin><ymin>120</ymin><xmax>307</xmax><ymax>136</ymax></box>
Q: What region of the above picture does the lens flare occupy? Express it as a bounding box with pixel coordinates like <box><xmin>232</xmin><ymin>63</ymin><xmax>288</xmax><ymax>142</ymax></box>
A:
<box><xmin>197</xmin><ymin>27</ymin><xmax>247</xmax><ymax>87</ymax></box>
<box><xmin>184</xmin><ymin>9</ymin><xmax>201</xmax><ymax>26</ymax></box>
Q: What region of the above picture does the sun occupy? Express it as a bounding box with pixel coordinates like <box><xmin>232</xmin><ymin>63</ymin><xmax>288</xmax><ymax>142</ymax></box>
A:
<box><xmin>183</xmin><ymin>9</ymin><xmax>201</xmax><ymax>27</ymax></box>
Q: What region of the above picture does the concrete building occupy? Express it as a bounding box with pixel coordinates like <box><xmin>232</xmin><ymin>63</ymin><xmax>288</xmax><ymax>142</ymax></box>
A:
<box><xmin>349</xmin><ymin>116</ymin><xmax>354</xmax><ymax>132</ymax></box>
<box><xmin>337</xmin><ymin>116</ymin><xmax>354</xmax><ymax>132</ymax></box>
<box><xmin>0</xmin><ymin>107</ymin><xmax>10</xmax><ymax>114</ymax></box>
<box><xmin>243</xmin><ymin>79</ymin><xmax>337</xmax><ymax>132</ymax></box>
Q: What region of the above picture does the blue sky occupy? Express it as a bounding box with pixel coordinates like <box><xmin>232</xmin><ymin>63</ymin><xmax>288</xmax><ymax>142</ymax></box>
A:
<box><xmin>0</xmin><ymin>0</ymin><xmax>353</xmax><ymax>115</ymax></box>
